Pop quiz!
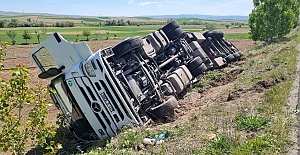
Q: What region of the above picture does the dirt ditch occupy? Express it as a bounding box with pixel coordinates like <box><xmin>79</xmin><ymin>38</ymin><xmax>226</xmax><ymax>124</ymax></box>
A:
<box><xmin>226</xmin><ymin>77</ymin><xmax>286</xmax><ymax>102</ymax></box>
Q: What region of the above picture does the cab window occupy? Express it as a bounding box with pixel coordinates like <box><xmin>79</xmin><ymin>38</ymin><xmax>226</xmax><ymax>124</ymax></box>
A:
<box><xmin>32</xmin><ymin>47</ymin><xmax>58</xmax><ymax>72</ymax></box>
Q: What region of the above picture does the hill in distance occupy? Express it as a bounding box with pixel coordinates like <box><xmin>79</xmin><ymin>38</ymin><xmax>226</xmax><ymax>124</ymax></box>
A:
<box><xmin>145</xmin><ymin>14</ymin><xmax>248</xmax><ymax>21</ymax></box>
<box><xmin>0</xmin><ymin>11</ymin><xmax>248</xmax><ymax>21</ymax></box>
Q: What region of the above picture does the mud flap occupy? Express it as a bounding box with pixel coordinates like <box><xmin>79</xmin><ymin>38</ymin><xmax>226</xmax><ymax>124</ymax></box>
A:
<box><xmin>212</xmin><ymin>57</ymin><xmax>227</xmax><ymax>68</ymax></box>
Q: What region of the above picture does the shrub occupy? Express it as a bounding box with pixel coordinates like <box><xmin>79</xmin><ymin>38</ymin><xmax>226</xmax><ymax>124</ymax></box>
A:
<box><xmin>0</xmin><ymin>41</ymin><xmax>59</xmax><ymax>154</ymax></box>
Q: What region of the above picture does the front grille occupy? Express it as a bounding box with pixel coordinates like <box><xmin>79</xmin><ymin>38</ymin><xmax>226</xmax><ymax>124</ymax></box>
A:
<box><xmin>74</xmin><ymin>77</ymin><xmax>117</xmax><ymax>137</ymax></box>
<box><xmin>68</xmin><ymin>53</ymin><xmax>141</xmax><ymax>139</ymax></box>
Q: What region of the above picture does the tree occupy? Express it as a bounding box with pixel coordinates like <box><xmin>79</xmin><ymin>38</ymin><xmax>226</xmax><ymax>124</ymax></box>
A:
<box><xmin>0</xmin><ymin>20</ymin><xmax>6</xmax><ymax>28</ymax></box>
<box><xmin>6</xmin><ymin>30</ymin><xmax>17</xmax><ymax>45</ymax></box>
<box><xmin>94</xmin><ymin>32</ymin><xmax>100</xmax><ymax>40</ymax></box>
<box><xmin>8</xmin><ymin>19</ymin><xmax>18</xmax><ymax>28</ymax></box>
<box><xmin>82</xmin><ymin>29</ymin><xmax>91</xmax><ymax>41</ymax></box>
<box><xmin>40</xmin><ymin>26</ymin><xmax>47</xmax><ymax>34</ymax></box>
<box><xmin>205</xmin><ymin>23</ymin><xmax>216</xmax><ymax>31</ymax></box>
<box><xmin>22</xmin><ymin>30</ymin><xmax>31</xmax><ymax>44</ymax></box>
<box><xmin>37</xmin><ymin>34</ymin><xmax>41</xmax><ymax>43</ymax></box>
<box><xmin>0</xmin><ymin>41</ymin><xmax>59</xmax><ymax>155</ymax></box>
<box><xmin>35</xmin><ymin>31</ymin><xmax>41</xmax><ymax>43</ymax></box>
<box><xmin>106</xmin><ymin>31</ymin><xmax>110</xmax><ymax>40</ymax></box>
<box><xmin>76</xmin><ymin>34</ymin><xmax>79</xmax><ymax>42</ymax></box>
<box><xmin>249</xmin><ymin>0</ymin><xmax>300</xmax><ymax>43</ymax></box>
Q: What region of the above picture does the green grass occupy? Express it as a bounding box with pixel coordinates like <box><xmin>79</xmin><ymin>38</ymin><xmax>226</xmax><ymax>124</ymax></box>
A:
<box><xmin>80</xmin><ymin>18</ymin><xmax>104</xmax><ymax>23</ymax></box>
<box><xmin>135</xmin><ymin>17</ymin><xmax>153</xmax><ymax>20</ymax></box>
<box><xmin>40</xmin><ymin>16</ymin><xmax>80</xmax><ymax>21</ymax></box>
<box><xmin>224</xmin><ymin>33</ymin><xmax>250</xmax><ymax>40</ymax></box>
<box><xmin>176</xmin><ymin>18</ymin><xmax>202</xmax><ymax>24</ymax></box>
<box><xmin>74</xmin><ymin>27</ymin><xmax>300</xmax><ymax>154</ymax></box>
<box><xmin>235</xmin><ymin>114</ymin><xmax>269</xmax><ymax>131</ymax></box>
<box><xmin>0</xmin><ymin>26</ymin><xmax>160</xmax><ymax>44</ymax></box>
<box><xmin>0</xmin><ymin>15</ymin><xmax>28</xmax><ymax>19</ymax></box>
<box><xmin>0</xmin><ymin>25</ymin><xmax>249</xmax><ymax>45</ymax></box>
<box><xmin>98</xmin><ymin>17</ymin><xmax>111</xmax><ymax>19</ymax></box>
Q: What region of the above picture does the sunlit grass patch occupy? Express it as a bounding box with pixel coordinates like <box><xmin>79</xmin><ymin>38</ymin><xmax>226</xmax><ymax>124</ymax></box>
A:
<box><xmin>235</xmin><ymin>114</ymin><xmax>269</xmax><ymax>132</ymax></box>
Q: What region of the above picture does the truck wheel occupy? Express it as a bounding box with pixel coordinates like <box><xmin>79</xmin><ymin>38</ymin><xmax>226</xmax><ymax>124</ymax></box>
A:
<box><xmin>237</xmin><ymin>51</ymin><xmax>243</xmax><ymax>57</ymax></box>
<box><xmin>225</xmin><ymin>54</ymin><xmax>235</xmax><ymax>63</ymax></box>
<box><xmin>162</xmin><ymin>20</ymin><xmax>179</xmax><ymax>34</ymax></box>
<box><xmin>187</xmin><ymin>57</ymin><xmax>203</xmax><ymax>71</ymax></box>
<box><xmin>191</xmin><ymin>63</ymin><xmax>207</xmax><ymax>77</ymax></box>
<box><xmin>233</xmin><ymin>52</ymin><xmax>240</xmax><ymax>60</ymax></box>
<box><xmin>203</xmin><ymin>31</ymin><xmax>213</xmax><ymax>38</ymax></box>
<box><xmin>147</xmin><ymin>96</ymin><xmax>178</xmax><ymax>120</ymax></box>
<box><xmin>112</xmin><ymin>36</ymin><xmax>143</xmax><ymax>60</ymax></box>
<box><xmin>219</xmin><ymin>53</ymin><xmax>227</xmax><ymax>58</ymax></box>
<box><xmin>166</xmin><ymin>27</ymin><xmax>185</xmax><ymax>41</ymax></box>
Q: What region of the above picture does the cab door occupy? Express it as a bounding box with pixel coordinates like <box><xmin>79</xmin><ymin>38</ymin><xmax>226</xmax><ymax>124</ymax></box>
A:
<box><xmin>30</xmin><ymin>32</ymin><xmax>93</xmax><ymax>78</ymax></box>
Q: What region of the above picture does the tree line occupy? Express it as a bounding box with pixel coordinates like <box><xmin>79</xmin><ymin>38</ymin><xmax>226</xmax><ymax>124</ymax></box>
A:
<box><xmin>0</xmin><ymin>18</ymin><xmax>75</xmax><ymax>28</ymax></box>
<box><xmin>91</xmin><ymin>19</ymin><xmax>166</xmax><ymax>26</ymax></box>
<box><xmin>0</xmin><ymin>18</ymin><xmax>246</xmax><ymax>29</ymax></box>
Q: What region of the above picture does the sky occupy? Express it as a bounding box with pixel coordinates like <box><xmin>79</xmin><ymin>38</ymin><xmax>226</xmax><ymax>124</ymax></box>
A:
<box><xmin>1</xmin><ymin>0</ymin><xmax>254</xmax><ymax>17</ymax></box>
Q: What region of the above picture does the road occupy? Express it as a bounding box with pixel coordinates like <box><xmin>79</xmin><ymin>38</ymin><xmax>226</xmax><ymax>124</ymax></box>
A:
<box><xmin>288</xmin><ymin>45</ymin><xmax>300</xmax><ymax>155</ymax></box>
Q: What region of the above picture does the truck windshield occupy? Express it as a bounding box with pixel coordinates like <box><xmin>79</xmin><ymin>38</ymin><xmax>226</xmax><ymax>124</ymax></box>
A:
<box><xmin>32</xmin><ymin>47</ymin><xmax>59</xmax><ymax>72</ymax></box>
<box><xmin>49</xmin><ymin>76</ymin><xmax>95</xmax><ymax>139</ymax></box>
<box><xmin>50</xmin><ymin>76</ymin><xmax>73</xmax><ymax>121</ymax></box>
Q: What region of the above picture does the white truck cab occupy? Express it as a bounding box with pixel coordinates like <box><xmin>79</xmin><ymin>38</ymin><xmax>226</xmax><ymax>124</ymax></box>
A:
<box><xmin>31</xmin><ymin>33</ymin><xmax>143</xmax><ymax>140</ymax></box>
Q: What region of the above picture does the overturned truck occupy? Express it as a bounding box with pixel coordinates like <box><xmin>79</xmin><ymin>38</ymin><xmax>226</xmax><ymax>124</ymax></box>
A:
<box><xmin>30</xmin><ymin>21</ymin><xmax>241</xmax><ymax>140</ymax></box>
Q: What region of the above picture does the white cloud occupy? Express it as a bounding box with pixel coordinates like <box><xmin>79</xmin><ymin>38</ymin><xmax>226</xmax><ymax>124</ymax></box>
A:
<box><xmin>128</xmin><ymin>0</ymin><xmax>135</xmax><ymax>4</ymax></box>
<box><xmin>140</xmin><ymin>1</ymin><xmax>159</xmax><ymax>6</ymax></box>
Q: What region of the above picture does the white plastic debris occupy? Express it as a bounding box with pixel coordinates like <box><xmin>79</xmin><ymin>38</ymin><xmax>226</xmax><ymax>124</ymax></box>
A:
<box><xmin>143</xmin><ymin>138</ymin><xmax>156</xmax><ymax>145</ymax></box>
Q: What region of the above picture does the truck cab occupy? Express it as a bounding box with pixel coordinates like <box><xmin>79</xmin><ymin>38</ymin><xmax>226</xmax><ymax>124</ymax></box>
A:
<box><xmin>31</xmin><ymin>33</ymin><xmax>144</xmax><ymax>140</ymax></box>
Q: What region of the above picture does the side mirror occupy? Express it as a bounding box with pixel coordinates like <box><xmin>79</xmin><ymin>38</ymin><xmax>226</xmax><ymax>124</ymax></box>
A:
<box><xmin>38</xmin><ymin>66</ymin><xmax>65</xmax><ymax>79</ymax></box>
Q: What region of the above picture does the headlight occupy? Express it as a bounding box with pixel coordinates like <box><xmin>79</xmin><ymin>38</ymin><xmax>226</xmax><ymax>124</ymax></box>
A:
<box><xmin>85</xmin><ymin>61</ymin><xmax>96</xmax><ymax>77</ymax></box>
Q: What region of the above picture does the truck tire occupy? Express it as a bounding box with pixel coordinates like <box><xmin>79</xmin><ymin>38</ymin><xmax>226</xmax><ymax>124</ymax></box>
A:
<box><xmin>203</xmin><ymin>31</ymin><xmax>213</xmax><ymax>38</ymax></box>
<box><xmin>187</xmin><ymin>57</ymin><xmax>203</xmax><ymax>71</ymax></box>
<box><xmin>225</xmin><ymin>54</ymin><xmax>235</xmax><ymax>63</ymax></box>
<box><xmin>220</xmin><ymin>53</ymin><xmax>227</xmax><ymax>58</ymax></box>
<box><xmin>147</xmin><ymin>96</ymin><xmax>178</xmax><ymax>120</ymax></box>
<box><xmin>166</xmin><ymin>27</ymin><xmax>185</xmax><ymax>41</ymax></box>
<box><xmin>233</xmin><ymin>52</ymin><xmax>240</xmax><ymax>60</ymax></box>
<box><xmin>237</xmin><ymin>51</ymin><xmax>243</xmax><ymax>57</ymax></box>
<box><xmin>191</xmin><ymin>63</ymin><xmax>207</xmax><ymax>77</ymax></box>
<box><xmin>112</xmin><ymin>36</ymin><xmax>143</xmax><ymax>60</ymax></box>
<box><xmin>162</xmin><ymin>20</ymin><xmax>179</xmax><ymax>34</ymax></box>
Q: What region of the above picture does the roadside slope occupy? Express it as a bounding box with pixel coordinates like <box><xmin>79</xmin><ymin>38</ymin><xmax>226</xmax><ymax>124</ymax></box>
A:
<box><xmin>81</xmin><ymin>27</ymin><xmax>300</xmax><ymax>155</ymax></box>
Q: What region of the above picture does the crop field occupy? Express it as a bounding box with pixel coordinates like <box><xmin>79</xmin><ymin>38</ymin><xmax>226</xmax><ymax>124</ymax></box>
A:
<box><xmin>0</xmin><ymin>25</ymin><xmax>250</xmax><ymax>45</ymax></box>
<box><xmin>0</xmin><ymin>14</ymin><xmax>249</xmax><ymax>45</ymax></box>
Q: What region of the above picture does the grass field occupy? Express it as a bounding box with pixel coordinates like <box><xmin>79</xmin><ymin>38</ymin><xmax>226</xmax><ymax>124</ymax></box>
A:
<box><xmin>0</xmin><ymin>14</ymin><xmax>249</xmax><ymax>44</ymax></box>
<box><xmin>0</xmin><ymin>25</ymin><xmax>250</xmax><ymax>45</ymax></box>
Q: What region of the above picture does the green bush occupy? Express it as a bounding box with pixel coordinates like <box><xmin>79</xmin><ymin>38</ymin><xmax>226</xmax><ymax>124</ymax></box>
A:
<box><xmin>0</xmin><ymin>41</ymin><xmax>59</xmax><ymax>154</ymax></box>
